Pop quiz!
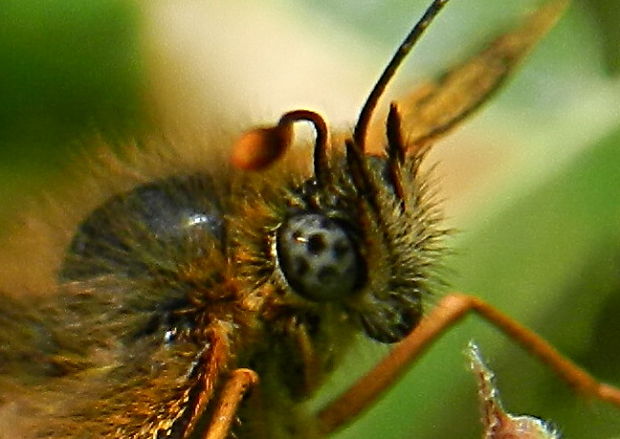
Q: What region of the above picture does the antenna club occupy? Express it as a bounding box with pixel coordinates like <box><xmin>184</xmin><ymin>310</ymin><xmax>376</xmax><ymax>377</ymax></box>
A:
<box><xmin>231</xmin><ymin>124</ymin><xmax>292</xmax><ymax>171</ymax></box>
<box><xmin>231</xmin><ymin>109</ymin><xmax>329</xmax><ymax>172</ymax></box>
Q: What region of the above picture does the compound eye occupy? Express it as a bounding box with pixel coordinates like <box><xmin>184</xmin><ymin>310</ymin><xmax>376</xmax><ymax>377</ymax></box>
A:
<box><xmin>277</xmin><ymin>213</ymin><xmax>362</xmax><ymax>302</ymax></box>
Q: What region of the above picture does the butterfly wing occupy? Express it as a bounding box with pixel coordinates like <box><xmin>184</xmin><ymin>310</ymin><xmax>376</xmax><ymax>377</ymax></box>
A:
<box><xmin>396</xmin><ymin>0</ymin><xmax>568</xmax><ymax>155</ymax></box>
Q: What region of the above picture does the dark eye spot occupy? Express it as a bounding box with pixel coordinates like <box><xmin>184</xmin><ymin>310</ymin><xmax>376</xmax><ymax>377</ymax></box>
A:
<box><xmin>317</xmin><ymin>265</ymin><xmax>338</xmax><ymax>283</ymax></box>
<box><xmin>307</xmin><ymin>234</ymin><xmax>326</xmax><ymax>255</ymax></box>
<box><xmin>333</xmin><ymin>239</ymin><xmax>350</xmax><ymax>259</ymax></box>
<box><xmin>294</xmin><ymin>257</ymin><xmax>309</xmax><ymax>277</ymax></box>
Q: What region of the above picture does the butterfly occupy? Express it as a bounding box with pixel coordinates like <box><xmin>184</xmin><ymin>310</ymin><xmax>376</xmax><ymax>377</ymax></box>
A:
<box><xmin>1</xmin><ymin>1</ymin><xmax>619</xmax><ymax>438</ymax></box>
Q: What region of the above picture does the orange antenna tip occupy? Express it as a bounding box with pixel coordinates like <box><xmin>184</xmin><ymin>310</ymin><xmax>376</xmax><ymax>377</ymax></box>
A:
<box><xmin>231</xmin><ymin>124</ymin><xmax>292</xmax><ymax>171</ymax></box>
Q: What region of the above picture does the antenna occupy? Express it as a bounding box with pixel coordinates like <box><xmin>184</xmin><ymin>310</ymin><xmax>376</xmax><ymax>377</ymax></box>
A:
<box><xmin>353</xmin><ymin>0</ymin><xmax>450</xmax><ymax>151</ymax></box>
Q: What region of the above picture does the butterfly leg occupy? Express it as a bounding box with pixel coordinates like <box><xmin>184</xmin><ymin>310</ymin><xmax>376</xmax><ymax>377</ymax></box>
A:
<box><xmin>202</xmin><ymin>368</ymin><xmax>259</xmax><ymax>439</ymax></box>
<box><xmin>317</xmin><ymin>292</ymin><xmax>620</xmax><ymax>434</ymax></box>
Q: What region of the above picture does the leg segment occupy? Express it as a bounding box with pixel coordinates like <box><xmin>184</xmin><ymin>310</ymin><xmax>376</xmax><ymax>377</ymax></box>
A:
<box><xmin>317</xmin><ymin>292</ymin><xmax>620</xmax><ymax>434</ymax></box>
<box><xmin>202</xmin><ymin>368</ymin><xmax>259</xmax><ymax>439</ymax></box>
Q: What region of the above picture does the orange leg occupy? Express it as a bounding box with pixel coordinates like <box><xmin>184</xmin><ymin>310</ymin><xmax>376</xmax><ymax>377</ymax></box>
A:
<box><xmin>317</xmin><ymin>292</ymin><xmax>620</xmax><ymax>434</ymax></box>
<box><xmin>202</xmin><ymin>368</ymin><xmax>260</xmax><ymax>439</ymax></box>
<box><xmin>180</xmin><ymin>325</ymin><xmax>230</xmax><ymax>438</ymax></box>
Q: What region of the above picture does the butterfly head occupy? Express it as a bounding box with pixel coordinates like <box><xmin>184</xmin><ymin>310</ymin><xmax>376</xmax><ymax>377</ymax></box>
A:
<box><xmin>231</xmin><ymin>108</ymin><xmax>446</xmax><ymax>345</ymax></box>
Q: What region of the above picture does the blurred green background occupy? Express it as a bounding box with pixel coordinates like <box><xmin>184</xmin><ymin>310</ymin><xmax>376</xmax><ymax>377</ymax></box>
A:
<box><xmin>1</xmin><ymin>0</ymin><xmax>619</xmax><ymax>438</ymax></box>
<box><xmin>0</xmin><ymin>0</ymin><xmax>144</xmax><ymax>219</ymax></box>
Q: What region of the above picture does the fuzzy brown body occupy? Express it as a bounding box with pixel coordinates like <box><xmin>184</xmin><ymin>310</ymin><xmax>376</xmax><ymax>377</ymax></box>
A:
<box><xmin>0</xmin><ymin>131</ymin><xmax>440</xmax><ymax>438</ymax></box>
